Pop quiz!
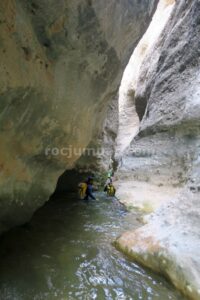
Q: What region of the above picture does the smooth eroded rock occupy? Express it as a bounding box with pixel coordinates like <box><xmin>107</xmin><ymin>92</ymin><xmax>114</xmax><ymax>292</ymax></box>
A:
<box><xmin>0</xmin><ymin>0</ymin><xmax>158</xmax><ymax>233</ymax></box>
<box><xmin>116</xmin><ymin>1</ymin><xmax>200</xmax><ymax>299</ymax></box>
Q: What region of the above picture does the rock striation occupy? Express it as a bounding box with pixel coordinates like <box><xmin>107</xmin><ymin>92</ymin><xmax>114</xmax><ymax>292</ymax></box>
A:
<box><xmin>116</xmin><ymin>1</ymin><xmax>200</xmax><ymax>299</ymax></box>
<box><xmin>0</xmin><ymin>0</ymin><xmax>157</xmax><ymax>233</ymax></box>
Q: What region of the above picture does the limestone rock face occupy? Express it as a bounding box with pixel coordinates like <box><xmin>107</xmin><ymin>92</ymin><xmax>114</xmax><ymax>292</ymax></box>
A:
<box><xmin>116</xmin><ymin>1</ymin><xmax>200</xmax><ymax>299</ymax></box>
<box><xmin>116</xmin><ymin>0</ymin><xmax>175</xmax><ymax>158</ymax></box>
<box><xmin>0</xmin><ymin>0</ymin><xmax>157</xmax><ymax>233</ymax></box>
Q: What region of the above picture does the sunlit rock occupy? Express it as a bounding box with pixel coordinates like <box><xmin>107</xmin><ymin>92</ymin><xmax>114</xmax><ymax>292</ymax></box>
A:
<box><xmin>0</xmin><ymin>0</ymin><xmax>157</xmax><ymax>233</ymax></box>
<box><xmin>116</xmin><ymin>1</ymin><xmax>200</xmax><ymax>299</ymax></box>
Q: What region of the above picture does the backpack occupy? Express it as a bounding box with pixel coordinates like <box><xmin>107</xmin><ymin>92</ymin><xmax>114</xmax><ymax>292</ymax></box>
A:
<box><xmin>107</xmin><ymin>184</ymin><xmax>115</xmax><ymax>196</ymax></box>
<box><xmin>78</xmin><ymin>182</ymin><xmax>87</xmax><ymax>199</ymax></box>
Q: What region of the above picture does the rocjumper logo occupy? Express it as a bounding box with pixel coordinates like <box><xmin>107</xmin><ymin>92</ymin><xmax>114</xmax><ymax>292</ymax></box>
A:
<box><xmin>45</xmin><ymin>146</ymin><xmax>105</xmax><ymax>158</ymax></box>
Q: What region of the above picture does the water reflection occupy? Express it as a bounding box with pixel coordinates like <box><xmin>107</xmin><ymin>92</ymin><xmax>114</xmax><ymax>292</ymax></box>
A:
<box><xmin>0</xmin><ymin>193</ymin><xmax>185</xmax><ymax>300</ymax></box>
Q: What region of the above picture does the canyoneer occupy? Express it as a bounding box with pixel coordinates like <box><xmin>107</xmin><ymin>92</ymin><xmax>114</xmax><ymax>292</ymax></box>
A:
<box><xmin>104</xmin><ymin>172</ymin><xmax>116</xmax><ymax>197</ymax></box>
<box><xmin>84</xmin><ymin>176</ymin><xmax>96</xmax><ymax>200</ymax></box>
<box><xmin>78</xmin><ymin>176</ymin><xmax>96</xmax><ymax>200</ymax></box>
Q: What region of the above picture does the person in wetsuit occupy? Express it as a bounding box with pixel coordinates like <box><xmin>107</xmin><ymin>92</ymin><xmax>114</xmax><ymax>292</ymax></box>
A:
<box><xmin>84</xmin><ymin>176</ymin><xmax>96</xmax><ymax>200</ymax></box>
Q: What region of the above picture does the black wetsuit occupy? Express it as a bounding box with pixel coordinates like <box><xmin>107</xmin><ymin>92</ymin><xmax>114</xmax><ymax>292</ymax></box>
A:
<box><xmin>84</xmin><ymin>184</ymin><xmax>96</xmax><ymax>200</ymax></box>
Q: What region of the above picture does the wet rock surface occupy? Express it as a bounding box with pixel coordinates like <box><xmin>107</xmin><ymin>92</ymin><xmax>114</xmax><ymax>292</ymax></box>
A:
<box><xmin>116</xmin><ymin>1</ymin><xmax>200</xmax><ymax>299</ymax></box>
<box><xmin>0</xmin><ymin>0</ymin><xmax>157</xmax><ymax>233</ymax></box>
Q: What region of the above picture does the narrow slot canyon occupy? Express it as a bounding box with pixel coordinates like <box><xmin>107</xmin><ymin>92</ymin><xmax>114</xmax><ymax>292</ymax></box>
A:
<box><xmin>0</xmin><ymin>1</ymin><xmax>200</xmax><ymax>300</ymax></box>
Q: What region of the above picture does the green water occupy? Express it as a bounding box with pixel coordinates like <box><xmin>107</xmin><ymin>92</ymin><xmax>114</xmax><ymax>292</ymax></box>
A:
<box><xmin>0</xmin><ymin>193</ymin><xmax>185</xmax><ymax>300</ymax></box>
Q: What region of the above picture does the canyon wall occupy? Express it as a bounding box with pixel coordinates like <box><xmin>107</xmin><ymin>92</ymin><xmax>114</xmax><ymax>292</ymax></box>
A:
<box><xmin>0</xmin><ymin>0</ymin><xmax>157</xmax><ymax>233</ymax></box>
<box><xmin>116</xmin><ymin>0</ymin><xmax>175</xmax><ymax>158</ymax></box>
<box><xmin>116</xmin><ymin>1</ymin><xmax>200</xmax><ymax>299</ymax></box>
